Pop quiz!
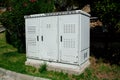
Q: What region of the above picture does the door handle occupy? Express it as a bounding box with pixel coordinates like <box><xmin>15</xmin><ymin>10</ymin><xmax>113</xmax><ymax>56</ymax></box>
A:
<box><xmin>60</xmin><ymin>36</ymin><xmax>62</xmax><ymax>42</ymax></box>
<box><xmin>41</xmin><ymin>36</ymin><xmax>43</xmax><ymax>41</ymax></box>
<box><xmin>37</xmin><ymin>36</ymin><xmax>39</xmax><ymax>41</ymax></box>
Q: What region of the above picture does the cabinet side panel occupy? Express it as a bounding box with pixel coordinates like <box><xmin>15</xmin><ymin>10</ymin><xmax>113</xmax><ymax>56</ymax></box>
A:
<box><xmin>80</xmin><ymin>15</ymin><xmax>90</xmax><ymax>51</ymax></box>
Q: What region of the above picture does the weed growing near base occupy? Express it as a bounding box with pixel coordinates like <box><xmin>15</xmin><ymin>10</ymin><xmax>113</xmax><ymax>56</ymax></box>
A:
<box><xmin>39</xmin><ymin>63</ymin><xmax>47</xmax><ymax>73</ymax></box>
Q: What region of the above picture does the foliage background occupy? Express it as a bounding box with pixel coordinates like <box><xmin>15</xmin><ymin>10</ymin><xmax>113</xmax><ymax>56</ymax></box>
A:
<box><xmin>0</xmin><ymin>0</ymin><xmax>120</xmax><ymax>54</ymax></box>
<box><xmin>0</xmin><ymin>0</ymin><xmax>54</xmax><ymax>52</ymax></box>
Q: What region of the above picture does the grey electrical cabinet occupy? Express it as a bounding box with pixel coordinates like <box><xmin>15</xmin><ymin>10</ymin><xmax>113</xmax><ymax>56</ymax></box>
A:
<box><xmin>25</xmin><ymin>10</ymin><xmax>90</xmax><ymax>74</ymax></box>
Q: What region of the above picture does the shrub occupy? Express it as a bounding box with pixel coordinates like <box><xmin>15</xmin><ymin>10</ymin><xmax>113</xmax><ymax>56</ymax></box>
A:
<box><xmin>0</xmin><ymin>0</ymin><xmax>54</xmax><ymax>52</ymax></box>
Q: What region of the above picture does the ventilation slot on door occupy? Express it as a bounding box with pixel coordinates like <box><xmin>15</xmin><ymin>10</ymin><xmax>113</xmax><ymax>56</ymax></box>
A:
<box><xmin>64</xmin><ymin>24</ymin><xmax>75</xmax><ymax>33</ymax></box>
<box><xmin>63</xmin><ymin>39</ymin><xmax>75</xmax><ymax>48</ymax></box>
<box><xmin>27</xmin><ymin>26</ymin><xmax>36</xmax><ymax>34</ymax></box>
<box><xmin>28</xmin><ymin>38</ymin><xmax>36</xmax><ymax>46</ymax></box>
<box><xmin>47</xmin><ymin>24</ymin><xmax>51</xmax><ymax>29</ymax></box>
<box><xmin>84</xmin><ymin>52</ymin><xmax>87</xmax><ymax>60</ymax></box>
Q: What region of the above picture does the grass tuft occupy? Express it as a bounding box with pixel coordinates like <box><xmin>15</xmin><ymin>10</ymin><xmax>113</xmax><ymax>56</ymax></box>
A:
<box><xmin>39</xmin><ymin>63</ymin><xmax>47</xmax><ymax>73</ymax></box>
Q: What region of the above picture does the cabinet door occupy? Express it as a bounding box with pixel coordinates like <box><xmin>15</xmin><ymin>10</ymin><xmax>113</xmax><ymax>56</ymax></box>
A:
<box><xmin>59</xmin><ymin>14</ymin><xmax>79</xmax><ymax>64</ymax></box>
<box><xmin>38</xmin><ymin>16</ymin><xmax>58</xmax><ymax>61</ymax></box>
<box><xmin>25</xmin><ymin>18</ymin><xmax>39</xmax><ymax>59</ymax></box>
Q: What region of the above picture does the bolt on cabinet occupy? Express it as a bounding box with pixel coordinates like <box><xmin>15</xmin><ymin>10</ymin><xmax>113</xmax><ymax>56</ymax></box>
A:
<box><xmin>25</xmin><ymin>10</ymin><xmax>90</xmax><ymax>66</ymax></box>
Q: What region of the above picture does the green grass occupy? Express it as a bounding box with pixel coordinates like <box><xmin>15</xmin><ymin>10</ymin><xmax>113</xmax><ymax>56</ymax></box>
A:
<box><xmin>0</xmin><ymin>32</ymin><xmax>26</xmax><ymax>73</ymax></box>
<box><xmin>0</xmin><ymin>32</ymin><xmax>120</xmax><ymax>80</ymax></box>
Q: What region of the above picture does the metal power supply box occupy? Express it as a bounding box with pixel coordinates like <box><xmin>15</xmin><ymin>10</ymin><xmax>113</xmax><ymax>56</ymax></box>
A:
<box><xmin>24</xmin><ymin>10</ymin><xmax>90</xmax><ymax>74</ymax></box>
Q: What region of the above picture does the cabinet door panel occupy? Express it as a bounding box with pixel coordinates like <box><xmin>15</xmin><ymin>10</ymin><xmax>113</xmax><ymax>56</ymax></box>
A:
<box><xmin>25</xmin><ymin>18</ymin><xmax>39</xmax><ymax>58</ymax></box>
<box><xmin>59</xmin><ymin>15</ymin><xmax>79</xmax><ymax>64</ymax></box>
<box><xmin>39</xmin><ymin>16</ymin><xmax>58</xmax><ymax>61</ymax></box>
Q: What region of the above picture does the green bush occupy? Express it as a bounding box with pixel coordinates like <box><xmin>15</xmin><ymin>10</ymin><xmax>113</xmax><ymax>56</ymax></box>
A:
<box><xmin>0</xmin><ymin>0</ymin><xmax>54</xmax><ymax>53</ymax></box>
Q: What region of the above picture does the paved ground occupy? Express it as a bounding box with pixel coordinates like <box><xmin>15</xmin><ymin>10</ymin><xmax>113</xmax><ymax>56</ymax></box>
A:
<box><xmin>0</xmin><ymin>68</ymin><xmax>50</xmax><ymax>80</ymax></box>
<box><xmin>0</xmin><ymin>76</ymin><xmax>15</xmax><ymax>80</ymax></box>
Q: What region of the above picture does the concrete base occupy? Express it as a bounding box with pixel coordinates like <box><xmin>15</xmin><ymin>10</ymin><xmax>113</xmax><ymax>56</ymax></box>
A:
<box><xmin>25</xmin><ymin>59</ymin><xmax>90</xmax><ymax>75</ymax></box>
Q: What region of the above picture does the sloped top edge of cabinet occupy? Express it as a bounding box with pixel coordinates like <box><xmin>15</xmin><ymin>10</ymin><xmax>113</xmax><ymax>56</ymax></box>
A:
<box><xmin>24</xmin><ymin>10</ymin><xmax>90</xmax><ymax>19</ymax></box>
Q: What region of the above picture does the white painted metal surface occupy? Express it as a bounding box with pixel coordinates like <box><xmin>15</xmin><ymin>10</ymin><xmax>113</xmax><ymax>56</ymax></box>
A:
<box><xmin>79</xmin><ymin>14</ymin><xmax>90</xmax><ymax>65</ymax></box>
<box><xmin>59</xmin><ymin>14</ymin><xmax>79</xmax><ymax>64</ymax></box>
<box><xmin>25</xmin><ymin>18</ymin><xmax>39</xmax><ymax>59</ymax></box>
<box><xmin>80</xmin><ymin>14</ymin><xmax>90</xmax><ymax>51</ymax></box>
<box><xmin>38</xmin><ymin>16</ymin><xmax>58</xmax><ymax>61</ymax></box>
<box><xmin>25</xmin><ymin>10</ymin><xmax>90</xmax><ymax>67</ymax></box>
